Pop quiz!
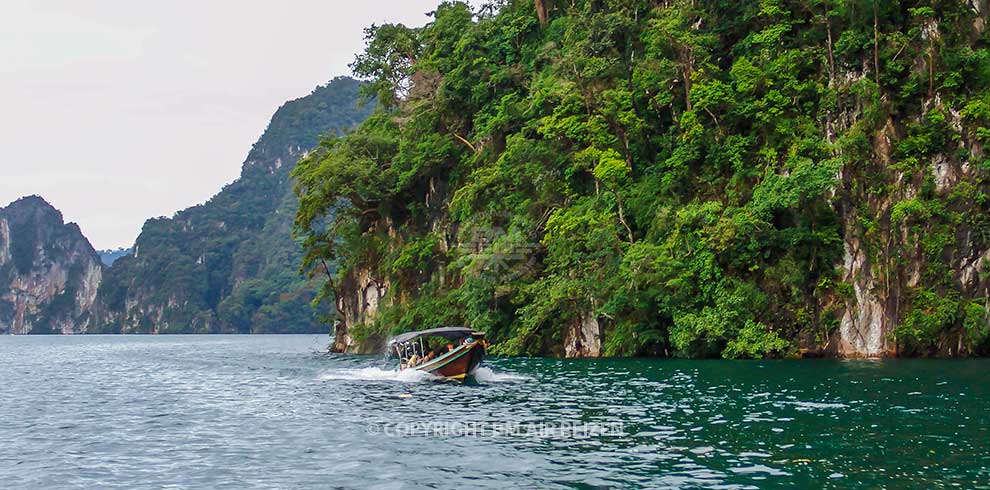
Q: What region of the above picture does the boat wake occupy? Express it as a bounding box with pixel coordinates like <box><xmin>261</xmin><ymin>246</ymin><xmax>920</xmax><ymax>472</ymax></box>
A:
<box><xmin>319</xmin><ymin>367</ymin><xmax>438</xmax><ymax>383</ymax></box>
<box><xmin>318</xmin><ymin>366</ymin><xmax>529</xmax><ymax>384</ymax></box>
<box><xmin>471</xmin><ymin>367</ymin><xmax>529</xmax><ymax>383</ymax></box>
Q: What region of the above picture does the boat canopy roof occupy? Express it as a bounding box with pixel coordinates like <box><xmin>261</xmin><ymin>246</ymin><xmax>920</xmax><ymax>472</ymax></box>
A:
<box><xmin>388</xmin><ymin>326</ymin><xmax>476</xmax><ymax>345</ymax></box>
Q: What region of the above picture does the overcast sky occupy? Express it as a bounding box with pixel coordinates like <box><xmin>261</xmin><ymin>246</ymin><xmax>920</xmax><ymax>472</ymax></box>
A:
<box><xmin>0</xmin><ymin>0</ymin><xmax>446</xmax><ymax>249</ymax></box>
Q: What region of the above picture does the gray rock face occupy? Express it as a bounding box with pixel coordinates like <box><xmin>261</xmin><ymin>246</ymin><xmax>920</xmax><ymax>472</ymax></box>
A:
<box><xmin>331</xmin><ymin>265</ymin><xmax>389</xmax><ymax>353</ymax></box>
<box><xmin>0</xmin><ymin>196</ymin><xmax>103</xmax><ymax>334</ymax></box>
<box><xmin>563</xmin><ymin>314</ymin><xmax>603</xmax><ymax>358</ymax></box>
<box><xmin>838</xmin><ymin>230</ymin><xmax>891</xmax><ymax>357</ymax></box>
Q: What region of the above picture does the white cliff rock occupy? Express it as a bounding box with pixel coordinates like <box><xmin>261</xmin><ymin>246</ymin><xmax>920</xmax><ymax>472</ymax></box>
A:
<box><xmin>0</xmin><ymin>196</ymin><xmax>103</xmax><ymax>334</ymax></box>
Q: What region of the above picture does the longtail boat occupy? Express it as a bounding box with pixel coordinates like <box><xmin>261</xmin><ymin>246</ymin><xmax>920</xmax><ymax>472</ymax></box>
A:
<box><xmin>388</xmin><ymin>326</ymin><xmax>486</xmax><ymax>381</ymax></box>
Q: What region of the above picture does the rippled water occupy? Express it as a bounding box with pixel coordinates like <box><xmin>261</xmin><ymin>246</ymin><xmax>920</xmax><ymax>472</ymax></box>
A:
<box><xmin>1</xmin><ymin>335</ymin><xmax>988</xmax><ymax>489</ymax></box>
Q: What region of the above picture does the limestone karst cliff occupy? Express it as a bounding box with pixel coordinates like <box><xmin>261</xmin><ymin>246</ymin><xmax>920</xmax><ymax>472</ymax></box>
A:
<box><xmin>296</xmin><ymin>0</ymin><xmax>990</xmax><ymax>358</ymax></box>
<box><xmin>0</xmin><ymin>196</ymin><xmax>102</xmax><ymax>334</ymax></box>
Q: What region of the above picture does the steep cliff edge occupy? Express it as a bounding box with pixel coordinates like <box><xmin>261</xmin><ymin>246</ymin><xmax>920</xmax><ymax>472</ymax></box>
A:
<box><xmin>0</xmin><ymin>196</ymin><xmax>102</xmax><ymax>334</ymax></box>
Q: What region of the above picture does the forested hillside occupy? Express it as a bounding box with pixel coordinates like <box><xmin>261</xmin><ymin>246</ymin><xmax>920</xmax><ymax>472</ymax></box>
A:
<box><xmin>95</xmin><ymin>77</ymin><xmax>372</xmax><ymax>333</ymax></box>
<box><xmin>296</xmin><ymin>0</ymin><xmax>990</xmax><ymax>357</ymax></box>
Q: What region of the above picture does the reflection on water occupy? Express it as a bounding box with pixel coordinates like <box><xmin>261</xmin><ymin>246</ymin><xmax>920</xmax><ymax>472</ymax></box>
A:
<box><xmin>0</xmin><ymin>335</ymin><xmax>988</xmax><ymax>489</ymax></box>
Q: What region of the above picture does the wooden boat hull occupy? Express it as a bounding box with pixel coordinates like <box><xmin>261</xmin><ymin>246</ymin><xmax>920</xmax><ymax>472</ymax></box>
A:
<box><xmin>414</xmin><ymin>341</ymin><xmax>486</xmax><ymax>381</ymax></box>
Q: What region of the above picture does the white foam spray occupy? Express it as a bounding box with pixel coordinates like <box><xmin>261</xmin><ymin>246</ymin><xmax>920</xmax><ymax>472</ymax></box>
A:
<box><xmin>319</xmin><ymin>365</ymin><xmax>530</xmax><ymax>384</ymax></box>
<box><xmin>471</xmin><ymin>366</ymin><xmax>529</xmax><ymax>383</ymax></box>
<box><xmin>319</xmin><ymin>367</ymin><xmax>438</xmax><ymax>383</ymax></box>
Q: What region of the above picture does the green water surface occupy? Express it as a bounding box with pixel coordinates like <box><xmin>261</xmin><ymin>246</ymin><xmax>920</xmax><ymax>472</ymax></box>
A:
<box><xmin>0</xmin><ymin>335</ymin><xmax>987</xmax><ymax>489</ymax></box>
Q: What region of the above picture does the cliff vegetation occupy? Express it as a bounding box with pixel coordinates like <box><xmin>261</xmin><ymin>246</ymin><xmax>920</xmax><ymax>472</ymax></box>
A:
<box><xmin>295</xmin><ymin>0</ymin><xmax>990</xmax><ymax>357</ymax></box>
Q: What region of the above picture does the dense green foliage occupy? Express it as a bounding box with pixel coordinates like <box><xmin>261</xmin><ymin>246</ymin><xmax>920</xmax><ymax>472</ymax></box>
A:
<box><xmin>296</xmin><ymin>1</ymin><xmax>990</xmax><ymax>357</ymax></box>
<box><xmin>95</xmin><ymin>77</ymin><xmax>372</xmax><ymax>334</ymax></box>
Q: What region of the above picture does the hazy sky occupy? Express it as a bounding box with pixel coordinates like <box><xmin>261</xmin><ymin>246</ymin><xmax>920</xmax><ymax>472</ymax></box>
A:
<box><xmin>0</xmin><ymin>0</ymin><xmax>445</xmax><ymax>249</ymax></box>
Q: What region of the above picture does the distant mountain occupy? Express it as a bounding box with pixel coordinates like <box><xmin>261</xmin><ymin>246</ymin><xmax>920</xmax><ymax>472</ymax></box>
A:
<box><xmin>93</xmin><ymin>76</ymin><xmax>373</xmax><ymax>334</ymax></box>
<box><xmin>0</xmin><ymin>196</ymin><xmax>102</xmax><ymax>334</ymax></box>
<box><xmin>97</xmin><ymin>248</ymin><xmax>132</xmax><ymax>266</ymax></box>
<box><xmin>0</xmin><ymin>77</ymin><xmax>371</xmax><ymax>335</ymax></box>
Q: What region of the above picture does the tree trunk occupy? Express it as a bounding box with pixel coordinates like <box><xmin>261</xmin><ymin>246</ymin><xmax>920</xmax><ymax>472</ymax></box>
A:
<box><xmin>824</xmin><ymin>1</ymin><xmax>836</xmax><ymax>87</ymax></box>
<box><xmin>535</xmin><ymin>0</ymin><xmax>549</xmax><ymax>27</ymax></box>
<box><xmin>873</xmin><ymin>0</ymin><xmax>880</xmax><ymax>86</ymax></box>
<box><xmin>616</xmin><ymin>192</ymin><xmax>635</xmax><ymax>244</ymax></box>
<box><xmin>824</xmin><ymin>0</ymin><xmax>837</xmax><ymax>142</ymax></box>
<box><xmin>682</xmin><ymin>53</ymin><xmax>694</xmax><ymax>111</ymax></box>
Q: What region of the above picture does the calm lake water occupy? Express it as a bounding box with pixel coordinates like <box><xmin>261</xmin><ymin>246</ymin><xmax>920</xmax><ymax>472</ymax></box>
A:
<box><xmin>0</xmin><ymin>335</ymin><xmax>987</xmax><ymax>489</ymax></box>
